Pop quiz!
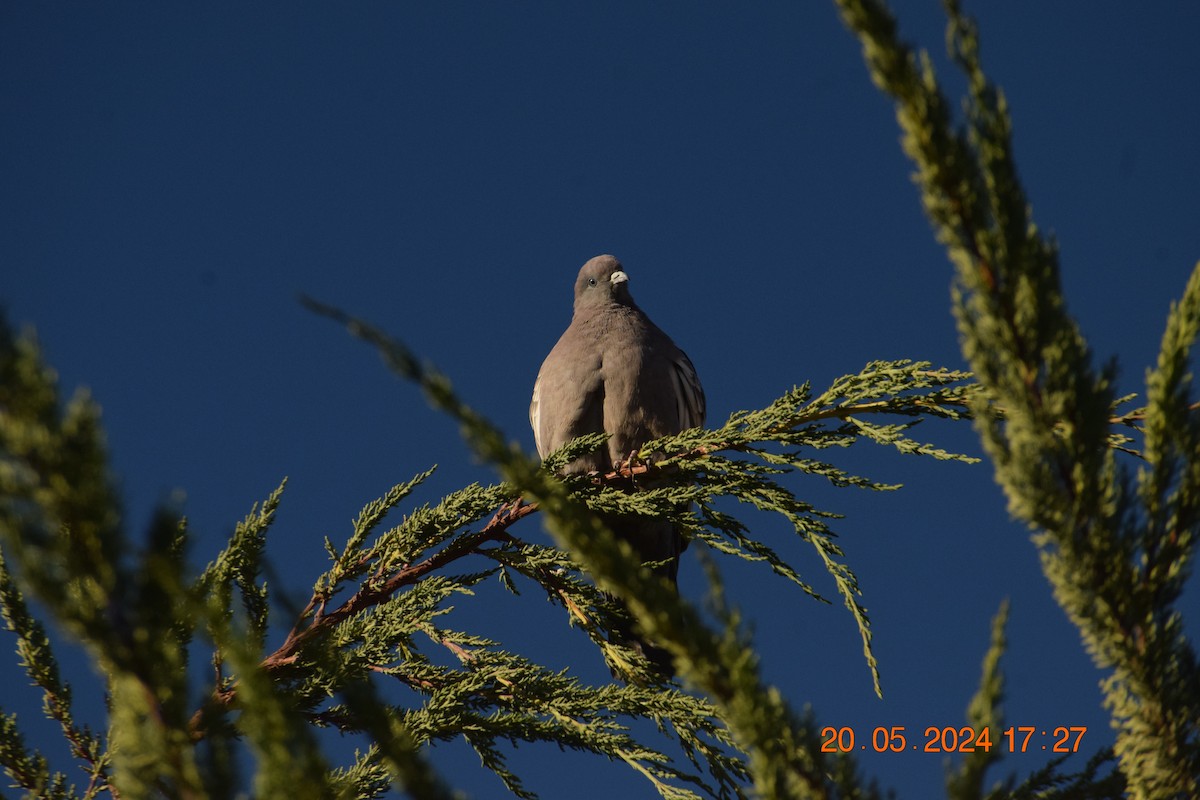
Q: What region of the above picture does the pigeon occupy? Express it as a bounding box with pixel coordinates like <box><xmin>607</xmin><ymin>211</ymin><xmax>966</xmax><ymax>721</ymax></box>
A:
<box><xmin>530</xmin><ymin>254</ymin><xmax>705</xmax><ymax>675</ymax></box>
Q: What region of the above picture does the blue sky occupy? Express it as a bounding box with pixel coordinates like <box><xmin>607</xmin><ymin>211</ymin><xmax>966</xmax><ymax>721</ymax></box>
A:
<box><xmin>3</xmin><ymin>2</ymin><xmax>1198</xmax><ymax>797</ymax></box>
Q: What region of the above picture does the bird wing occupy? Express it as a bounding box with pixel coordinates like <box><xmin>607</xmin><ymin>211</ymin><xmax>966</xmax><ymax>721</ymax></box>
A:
<box><xmin>529</xmin><ymin>375</ymin><xmax>542</xmax><ymax>455</ymax></box>
<box><xmin>668</xmin><ymin>349</ymin><xmax>706</xmax><ymax>431</ymax></box>
<box><xmin>529</xmin><ymin>370</ymin><xmax>549</xmax><ymax>459</ymax></box>
<box><xmin>531</xmin><ymin>337</ymin><xmax>606</xmax><ymax>464</ymax></box>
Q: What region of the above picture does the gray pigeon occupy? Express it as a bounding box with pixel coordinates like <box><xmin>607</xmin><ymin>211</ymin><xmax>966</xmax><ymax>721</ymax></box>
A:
<box><xmin>530</xmin><ymin>254</ymin><xmax>705</xmax><ymax>675</ymax></box>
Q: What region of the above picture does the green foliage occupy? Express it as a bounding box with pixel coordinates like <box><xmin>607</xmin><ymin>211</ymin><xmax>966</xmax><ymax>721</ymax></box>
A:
<box><xmin>197</xmin><ymin>482</ymin><xmax>283</xmax><ymax>650</ymax></box>
<box><xmin>837</xmin><ymin>0</ymin><xmax>1200</xmax><ymax>797</ymax></box>
<box><xmin>2</xmin><ymin>4</ymin><xmax>1196</xmax><ymax>799</ymax></box>
<box><xmin>300</xmin><ymin>298</ymin><xmax>979</xmax><ymax>799</ymax></box>
<box><xmin>995</xmin><ymin>748</ymin><xmax>1125</xmax><ymax>800</ymax></box>
<box><xmin>0</xmin><ymin>553</ymin><xmax>93</xmax><ymax>799</ymax></box>
<box><xmin>946</xmin><ymin>600</ymin><xmax>1007</xmax><ymax>800</ymax></box>
<box><xmin>0</xmin><ymin>316</ymin><xmax>124</xmax><ymax>652</ymax></box>
<box><xmin>0</xmin><ymin>301</ymin><xmax>978</xmax><ymax>798</ymax></box>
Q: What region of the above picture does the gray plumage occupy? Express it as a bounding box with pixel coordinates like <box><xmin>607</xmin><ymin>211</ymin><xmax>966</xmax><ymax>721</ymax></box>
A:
<box><xmin>530</xmin><ymin>254</ymin><xmax>705</xmax><ymax>675</ymax></box>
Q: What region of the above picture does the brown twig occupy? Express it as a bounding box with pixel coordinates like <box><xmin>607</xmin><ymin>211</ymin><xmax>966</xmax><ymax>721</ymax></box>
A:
<box><xmin>187</xmin><ymin>499</ymin><xmax>537</xmax><ymax>741</ymax></box>
<box><xmin>263</xmin><ymin>500</ymin><xmax>536</xmax><ymax>671</ymax></box>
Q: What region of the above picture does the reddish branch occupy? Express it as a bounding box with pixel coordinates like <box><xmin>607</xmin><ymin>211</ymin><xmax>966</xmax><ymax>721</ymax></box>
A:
<box><xmin>187</xmin><ymin>500</ymin><xmax>537</xmax><ymax>740</ymax></box>
<box><xmin>264</xmin><ymin>500</ymin><xmax>537</xmax><ymax>671</ymax></box>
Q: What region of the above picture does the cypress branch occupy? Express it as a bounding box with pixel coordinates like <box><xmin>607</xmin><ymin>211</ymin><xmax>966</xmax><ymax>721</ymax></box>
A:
<box><xmin>946</xmin><ymin>599</ymin><xmax>1007</xmax><ymax>800</ymax></box>
<box><xmin>837</xmin><ymin>0</ymin><xmax>1200</xmax><ymax>795</ymax></box>
<box><xmin>196</xmin><ymin>480</ymin><xmax>285</xmax><ymax>648</ymax></box>
<box><xmin>0</xmin><ymin>549</ymin><xmax>108</xmax><ymax>795</ymax></box>
<box><xmin>304</xmin><ymin>297</ymin><xmax>980</xmax><ymax>799</ymax></box>
<box><xmin>0</xmin><ymin>708</ymin><xmax>75</xmax><ymax>799</ymax></box>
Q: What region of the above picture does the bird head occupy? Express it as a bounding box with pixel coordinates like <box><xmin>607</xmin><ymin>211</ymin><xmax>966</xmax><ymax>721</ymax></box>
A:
<box><xmin>573</xmin><ymin>254</ymin><xmax>634</xmax><ymax>311</ymax></box>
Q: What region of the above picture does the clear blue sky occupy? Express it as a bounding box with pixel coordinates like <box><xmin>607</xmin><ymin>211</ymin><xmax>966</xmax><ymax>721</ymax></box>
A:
<box><xmin>4</xmin><ymin>3</ymin><xmax>1198</xmax><ymax>797</ymax></box>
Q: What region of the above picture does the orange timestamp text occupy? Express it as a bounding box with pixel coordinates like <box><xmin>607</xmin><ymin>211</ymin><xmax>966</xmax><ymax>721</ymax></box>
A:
<box><xmin>819</xmin><ymin>725</ymin><xmax>1087</xmax><ymax>754</ymax></box>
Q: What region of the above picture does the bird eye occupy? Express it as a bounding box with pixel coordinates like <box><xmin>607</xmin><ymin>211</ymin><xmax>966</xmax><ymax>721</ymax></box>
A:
<box><xmin>588</xmin><ymin>278</ymin><xmax>597</xmax><ymax>287</ymax></box>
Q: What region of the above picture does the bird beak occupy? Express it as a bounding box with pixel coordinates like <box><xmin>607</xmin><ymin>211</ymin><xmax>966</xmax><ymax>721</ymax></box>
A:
<box><xmin>610</xmin><ymin>271</ymin><xmax>629</xmax><ymax>286</ymax></box>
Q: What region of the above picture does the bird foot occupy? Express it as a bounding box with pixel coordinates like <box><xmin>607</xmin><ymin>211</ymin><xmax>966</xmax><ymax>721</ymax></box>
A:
<box><xmin>616</xmin><ymin>449</ymin><xmax>642</xmax><ymax>475</ymax></box>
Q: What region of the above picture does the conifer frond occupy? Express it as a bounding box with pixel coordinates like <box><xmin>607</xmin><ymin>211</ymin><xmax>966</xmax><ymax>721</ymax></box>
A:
<box><xmin>317</xmin><ymin>467</ymin><xmax>438</xmax><ymax>595</ymax></box>
<box><xmin>214</xmin><ymin>613</ymin><xmax>333</xmax><ymax>800</ymax></box>
<box><xmin>327</xmin><ymin>746</ymin><xmax>393</xmax><ymax>800</ymax></box>
<box><xmin>0</xmin><ymin>329</ymin><xmax>199</xmax><ymax>795</ymax></box>
<box><xmin>0</xmin><ymin>318</ymin><xmax>124</xmax><ymax>648</ymax></box>
<box><xmin>837</xmin><ymin>0</ymin><xmax>1200</xmax><ymax>795</ymax></box>
<box><xmin>335</xmin><ymin>679</ymin><xmax>458</xmax><ymax>800</ymax></box>
<box><xmin>997</xmin><ymin>747</ymin><xmax>1125</xmax><ymax>800</ymax></box>
<box><xmin>196</xmin><ymin>479</ymin><xmax>285</xmax><ymax>646</ymax></box>
<box><xmin>0</xmin><ymin>709</ymin><xmax>75</xmax><ymax>799</ymax></box>
<box><xmin>585</xmin><ymin>357</ymin><xmax>980</xmax><ymax>699</ymax></box>
<box><xmin>304</xmin><ymin>297</ymin><xmax>981</xmax><ymax>799</ymax></box>
<box><xmin>0</xmin><ymin>549</ymin><xmax>108</xmax><ymax>794</ymax></box>
<box><xmin>946</xmin><ymin>599</ymin><xmax>1007</xmax><ymax>800</ymax></box>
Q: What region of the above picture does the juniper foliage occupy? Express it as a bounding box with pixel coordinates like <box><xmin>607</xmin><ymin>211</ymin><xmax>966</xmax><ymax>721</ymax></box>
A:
<box><xmin>837</xmin><ymin>0</ymin><xmax>1200</xmax><ymax>797</ymax></box>
<box><xmin>1</xmin><ymin>298</ymin><xmax>984</xmax><ymax>799</ymax></box>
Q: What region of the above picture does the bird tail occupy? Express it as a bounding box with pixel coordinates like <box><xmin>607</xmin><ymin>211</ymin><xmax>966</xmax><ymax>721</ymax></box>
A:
<box><xmin>604</xmin><ymin>515</ymin><xmax>685</xmax><ymax>680</ymax></box>
<box><xmin>609</xmin><ymin>611</ymin><xmax>677</xmax><ymax>678</ymax></box>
